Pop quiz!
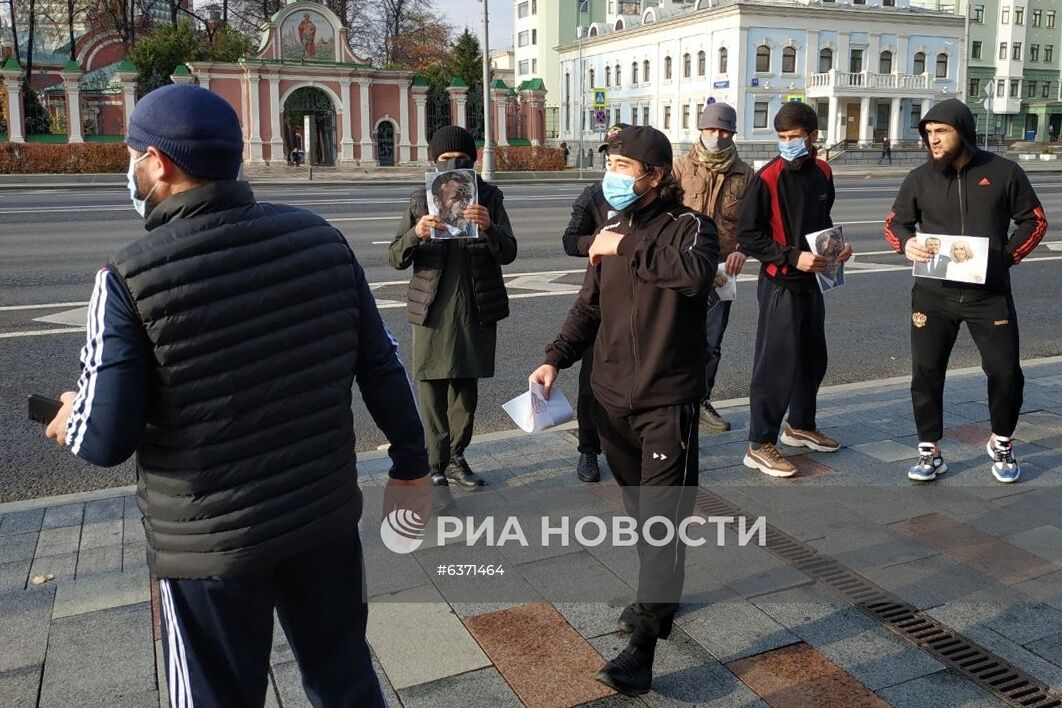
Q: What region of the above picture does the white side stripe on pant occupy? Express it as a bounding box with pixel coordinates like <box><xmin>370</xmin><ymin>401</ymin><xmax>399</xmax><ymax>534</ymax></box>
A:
<box><xmin>160</xmin><ymin>580</ymin><xmax>195</xmax><ymax>708</ymax></box>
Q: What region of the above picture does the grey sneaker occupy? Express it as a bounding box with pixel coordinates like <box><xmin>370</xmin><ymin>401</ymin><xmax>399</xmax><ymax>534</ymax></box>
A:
<box><xmin>987</xmin><ymin>439</ymin><xmax>1021</xmax><ymax>483</ymax></box>
<box><xmin>699</xmin><ymin>401</ymin><xmax>731</xmax><ymax>432</ymax></box>
<box><xmin>908</xmin><ymin>444</ymin><xmax>947</xmax><ymax>482</ymax></box>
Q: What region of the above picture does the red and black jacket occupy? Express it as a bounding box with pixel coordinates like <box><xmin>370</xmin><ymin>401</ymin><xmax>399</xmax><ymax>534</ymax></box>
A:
<box><xmin>737</xmin><ymin>155</ymin><xmax>835</xmax><ymax>292</ymax></box>
<box><xmin>884</xmin><ymin>100</ymin><xmax>1047</xmax><ymax>298</ymax></box>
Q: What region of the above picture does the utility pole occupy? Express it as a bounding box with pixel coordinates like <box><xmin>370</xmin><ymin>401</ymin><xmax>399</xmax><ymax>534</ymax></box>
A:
<box><xmin>479</xmin><ymin>0</ymin><xmax>494</xmax><ymax>180</ymax></box>
<box><xmin>576</xmin><ymin>0</ymin><xmax>588</xmax><ymax>178</ymax></box>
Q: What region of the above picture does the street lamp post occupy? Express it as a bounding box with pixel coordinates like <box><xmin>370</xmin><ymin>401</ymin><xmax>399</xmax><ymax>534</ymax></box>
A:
<box><xmin>577</xmin><ymin>0</ymin><xmax>589</xmax><ymax>178</ymax></box>
<box><xmin>479</xmin><ymin>0</ymin><xmax>495</xmax><ymax>180</ymax></box>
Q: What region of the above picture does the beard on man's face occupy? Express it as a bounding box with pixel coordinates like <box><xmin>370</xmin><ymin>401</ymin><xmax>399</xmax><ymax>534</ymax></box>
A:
<box><xmin>134</xmin><ymin>166</ymin><xmax>162</xmax><ymax>215</ymax></box>
<box><xmin>929</xmin><ymin>142</ymin><xmax>965</xmax><ymax>173</ymax></box>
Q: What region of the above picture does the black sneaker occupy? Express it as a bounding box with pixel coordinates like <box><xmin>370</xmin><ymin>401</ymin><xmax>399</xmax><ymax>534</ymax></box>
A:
<box><xmin>576</xmin><ymin>452</ymin><xmax>601</xmax><ymax>483</ymax></box>
<box><xmin>430</xmin><ymin>472</ymin><xmax>455</xmax><ymax>512</ymax></box>
<box><xmin>616</xmin><ymin>603</ymin><xmax>637</xmax><ymax>633</ymax></box>
<box><xmin>594</xmin><ymin>642</ymin><xmax>654</xmax><ymax>696</ymax></box>
<box><xmin>699</xmin><ymin>401</ymin><xmax>731</xmax><ymax>432</ymax></box>
<box><xmin>445</xmin><ymin>456</ymin><xmax>486</xmax><ymax>489</ymax></box>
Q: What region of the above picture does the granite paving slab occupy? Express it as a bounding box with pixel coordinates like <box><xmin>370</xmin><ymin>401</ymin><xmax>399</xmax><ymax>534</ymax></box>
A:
<box><xmin>726</xmin><ymin>642</ymin><xmax>889</xmax><ymax>707</ymax></box>
<box><xmin>366</xmin><ymin>585</ymin><xmax>490</xmax><ymax>690</ymax></box>
<box><xmin>38</xmin><ymin>603</ymin><xmax>154</xmax><ymax>707</ymax></box>
<box><xmin>464</xmin><ymin>602</ymin><xmax>615</xmax><ymax>707</ymax></box>
<box><xmin>889</xmin><ymin>513</ymin><xmax>1060</xmax><ymax>586</ymax></box>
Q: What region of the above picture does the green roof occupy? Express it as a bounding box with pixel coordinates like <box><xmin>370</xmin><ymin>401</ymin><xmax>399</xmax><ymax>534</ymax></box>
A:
<box><xmin>490</xmin><ymin>78</ymin><xmax>508</xmax><ymax>90</ymax></box>
<box><xmin>508</xmin><ymin>88</ymin><xmax>517</xmax><ymax>97</ymax></box>
<box><xmin>412</xmin><ymin>75</ymin><xmax>429</xmax><ymax>87</ymax></box>
<box><xmin>116</xmin><ymin>59</ymin><xmax>137</xmax><ymax>72</ymax></box>
<box><xmin>519</xmin><ymin>78</ymin><xmax>545</xmax><ymax>91</ymax></box>
<box><xmin>448</xmin><ymin>76</ymin><xmax>468</xmax><ymax>88</ymax></box>
<box><xmin>63</xmin><ymin>59</ymin><xmax>81</xmax><ymax>72</ymax></box>
<box><xmin>2</xmin><ymin>56</ymin><xmax>21</xmax><ymax>70</ymax></box>
<box><xmin>237</xmin><ymin>57</ymin><xmax>373</xmax><ymax>69</ymax></box>
<box><xmin>172</xmin><ymin>63</ymin><xmax>191</xmax><ymax>76</ymax></box>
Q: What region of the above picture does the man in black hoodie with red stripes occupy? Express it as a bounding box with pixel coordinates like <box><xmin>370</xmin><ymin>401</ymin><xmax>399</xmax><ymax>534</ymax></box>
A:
<box><xmin>884</xmin><ymin>98</ymin><xmax>1047</xmax><ymax>484</ymax></box>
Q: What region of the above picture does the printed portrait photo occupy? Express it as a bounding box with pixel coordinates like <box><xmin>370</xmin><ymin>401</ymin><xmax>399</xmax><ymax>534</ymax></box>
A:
<box><xmin>912</xmin><ymin>233</ymin><xmax>989</xmax><ymax>285</ymax></box>
<box><xmin>425</xmin><ymin>169</ymin><xmax>478</xmax><ymax>239</ymax></box>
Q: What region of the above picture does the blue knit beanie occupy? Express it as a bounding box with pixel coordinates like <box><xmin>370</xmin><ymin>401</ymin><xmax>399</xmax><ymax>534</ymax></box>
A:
<box><xmin>126</xmin><ymin>84</ymin><xmax>244</xmax><ymax>180</ymax></box>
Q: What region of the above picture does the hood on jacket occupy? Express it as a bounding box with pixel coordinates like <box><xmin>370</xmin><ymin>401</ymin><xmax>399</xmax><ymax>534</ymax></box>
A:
<box><xmin>919</xmin><ymin>99</ymin><xmax>979</xmax><ymax>154</ymax></box>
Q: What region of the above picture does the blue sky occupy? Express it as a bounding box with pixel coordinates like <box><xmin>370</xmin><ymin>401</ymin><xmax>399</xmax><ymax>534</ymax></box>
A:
<box><xmin>442</xmin><ymin>0</ymin><xmax>515</xmax><ymax>51</ymax></box>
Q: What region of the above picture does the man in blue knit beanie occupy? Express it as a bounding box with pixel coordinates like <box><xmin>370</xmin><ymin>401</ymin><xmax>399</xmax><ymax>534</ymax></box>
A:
<box><xmin>44</xmin><ymin>82</ymin><xmax>431</xmax><ymax>706</ymax></box>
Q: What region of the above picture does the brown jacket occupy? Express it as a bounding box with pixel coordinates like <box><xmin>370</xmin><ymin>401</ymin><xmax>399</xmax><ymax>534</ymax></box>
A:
<box><xmin>673</xmin><ymin>150</ymin><xmax>755</xmax><ymax>257</ymax></box>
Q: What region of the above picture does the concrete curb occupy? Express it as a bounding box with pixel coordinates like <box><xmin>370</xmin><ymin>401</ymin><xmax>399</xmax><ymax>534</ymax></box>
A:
<box><xmin>5</xmin><ymin>353</ymin><xmax>1060</xmax><ymax>515</ymax></box>
<box><xmin>0</xmin><ymin>172</ymin><xmax>605</xmax><ymax>190</ymax></box>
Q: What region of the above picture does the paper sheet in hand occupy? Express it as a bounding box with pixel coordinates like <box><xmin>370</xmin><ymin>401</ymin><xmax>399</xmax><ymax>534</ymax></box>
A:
<box><xmin>805</xmin><ymin>226</ymin><xmax>846</xmax><ymax>293</ymax></box>
<box><xmin>715</xmin><ymin>263</ymin><xmax>736</xmax><ymax>301</ymax></box>
<box><xmin>911</xmin><ymin>232</ymin><xmax>989</xmax><ymax>285</ymax></box>
<box><xmin>502</xmin><ymin>382</ymin><xmax>574</xmax><ymax>433</ymax></box>
<box><xmin>425</xmin><ymin>169</ymin><xmax>479</xmax><ymax>239</ymax></box>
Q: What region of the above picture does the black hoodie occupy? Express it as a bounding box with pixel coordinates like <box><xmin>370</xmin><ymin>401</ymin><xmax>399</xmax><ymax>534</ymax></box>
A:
<box><xmin>884</xmin><ymin>99</ymin><xmax>1047</xmax><ymax>298</ymax></box>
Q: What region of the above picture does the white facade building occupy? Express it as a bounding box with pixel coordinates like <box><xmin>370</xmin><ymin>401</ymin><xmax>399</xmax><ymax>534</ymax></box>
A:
<box><xmin>556</xmin><ymin>0</ymin><xmax>966</xmax><ymax>151</ymax></box>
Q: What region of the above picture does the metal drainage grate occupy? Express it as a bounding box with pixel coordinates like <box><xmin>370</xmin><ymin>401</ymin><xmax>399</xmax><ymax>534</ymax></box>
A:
<box><xmin>695</xmin><ymin>488</ymin><xmax>1062</xmax><ymax>708</ymax></box>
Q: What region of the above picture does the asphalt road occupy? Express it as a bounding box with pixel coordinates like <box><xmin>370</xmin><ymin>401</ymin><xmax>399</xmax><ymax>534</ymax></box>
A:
<box><xmin>2</xmin><ymin>176</ymin><xmax>1061</xmax><ymax>501</ymax></box>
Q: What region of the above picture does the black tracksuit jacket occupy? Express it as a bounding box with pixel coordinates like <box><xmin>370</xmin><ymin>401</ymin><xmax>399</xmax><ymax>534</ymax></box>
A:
<box><xmin>737</xmin><ymin>156</ymin><xmax>836</xmax><ymax>293</ymax></box>
<box><xmin>544</xmin><ymin>198</ymin><xmax>719</xmax><ymax>411</ymax></box>
<box><xmin>885</xmin><ymin>100</ymin><xmax>1047</xmax><ymax>298</ymax></box>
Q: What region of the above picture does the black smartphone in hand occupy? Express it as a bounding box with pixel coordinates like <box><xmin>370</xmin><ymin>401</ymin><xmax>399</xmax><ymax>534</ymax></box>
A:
<box><xmin>28</xmin><ymin>395</ymin><xmax>63</xmax><ymax>425</ymax></box>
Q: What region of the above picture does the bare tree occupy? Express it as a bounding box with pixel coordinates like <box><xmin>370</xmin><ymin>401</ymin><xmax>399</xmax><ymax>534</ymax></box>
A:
<box><xmin>6</xmin><ymin>0</ymin><xmax>19</xmax><ymax>66</ymax></box>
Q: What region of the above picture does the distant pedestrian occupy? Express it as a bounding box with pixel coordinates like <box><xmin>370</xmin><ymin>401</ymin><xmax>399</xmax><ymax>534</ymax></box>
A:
<box><xmin>879</xmin><ymin>137</ymin><xmax>892</xmax><ymax>165</ymax></box>
<box><xmin>561</xmin><ymin>141</ymin><xmax>570</xmax><ymax>165</ymax></box>
<box><xmin>43</xmin><ymin>84</ymin><xmax>430</xmax><ymax>707</ymax></box>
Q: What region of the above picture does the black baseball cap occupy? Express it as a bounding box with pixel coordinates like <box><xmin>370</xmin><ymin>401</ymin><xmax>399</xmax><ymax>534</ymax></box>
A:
<box><xmin>598</xmin><ymin>123</ymin><xmax>631</xmax><ymax>153</ymax></box>
<box><xmin>608</xmin><ymin>125</ymin><xmax>673</xmax><ymax>166</ymax></box>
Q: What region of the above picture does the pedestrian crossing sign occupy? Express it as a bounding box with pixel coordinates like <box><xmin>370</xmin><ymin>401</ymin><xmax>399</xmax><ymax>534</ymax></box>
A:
<box><xmin>593</xmin><ymin>89</ymin><xmax>607</xmax><ymax>108</ymax></box>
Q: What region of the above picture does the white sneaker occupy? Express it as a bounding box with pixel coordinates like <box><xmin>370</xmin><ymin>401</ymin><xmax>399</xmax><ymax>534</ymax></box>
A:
<box><xmin>987</xmin><ymin>438</ymin><xmax>1020</xmax><ymax>483</ymax></box>
<box><xmin>908</xmin><ymin>444</ymin><xmax>947</xmax><ymax>482</ymax></box>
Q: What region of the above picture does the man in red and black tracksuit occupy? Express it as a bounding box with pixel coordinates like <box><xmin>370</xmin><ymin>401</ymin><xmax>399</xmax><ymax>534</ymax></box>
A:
<box><xmin>737</xmin><ymin>102</ymin><xmax>853</xmax><ymax>478</ymax></box>
<box><xmin>884</xmin><ymin>98</ymin><xmax>1047</xmax><ymax>484</ymax></box>
<box><xmin>531</xmin><ymin>126</ymin><xmax>718</xmax><ymax>696</ymax></box>
<box><xmin>560</xmin><ymin>123</ymin><xmax>629</xmax><ymax>484</ymax></box>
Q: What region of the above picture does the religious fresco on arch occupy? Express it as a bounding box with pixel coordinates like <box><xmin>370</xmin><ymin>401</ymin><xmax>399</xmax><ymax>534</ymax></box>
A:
<box><xmin>280</xmin><ymin>9</ymin><xmax>336</xmax><ymax>62</ymax></box>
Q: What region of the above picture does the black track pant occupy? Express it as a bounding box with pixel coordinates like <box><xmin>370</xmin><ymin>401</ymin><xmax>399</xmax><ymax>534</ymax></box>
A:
<box><xmin>910</xmin><ymin>285</ymin><xmax>1024</xmax><ymax>442</ymax></box>
<box><xmin>158</xmin><ymin>528</ymin><xmax>383</xmax><ymax>708</ymax></box>
<box><xmin>748</xmin><ymin>278</ymin><xmax>827</xmax><ymax>445</ymax></box>
<box><xmin>576</xmin><ymin>347</ymin><xmax>601</xmax><ymax>454</ymax></box>
<box><xmin>594</xmin><ymin>400</ymin><xmax>699</xmax><ymax>645</ymax></box>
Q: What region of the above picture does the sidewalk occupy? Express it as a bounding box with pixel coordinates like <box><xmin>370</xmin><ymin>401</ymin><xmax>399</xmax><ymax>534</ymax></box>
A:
<box><xmin>2</xmin><ymin>359</ymin><xmax>1061</xmax><ymax>707</ymax></box>
<box><xmin>3</xmin><ymin>158</ymin><xmax>1062</xmax><ymax>190</ymax></box>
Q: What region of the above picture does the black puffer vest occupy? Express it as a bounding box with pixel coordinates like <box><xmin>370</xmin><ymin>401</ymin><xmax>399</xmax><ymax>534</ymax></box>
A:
<box><xmin>406</xmin><ymin>178</ymin><xmax>510</xmax><ymax>326</ymax></box>
<box><xmin>110</xmin><ymin>181</ymin><xmax>363</xmax><ymax>579</ymax></box>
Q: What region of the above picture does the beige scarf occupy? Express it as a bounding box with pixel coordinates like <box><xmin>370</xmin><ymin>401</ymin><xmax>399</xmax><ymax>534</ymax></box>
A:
<box><xmin>692</xmin><ymin>140</ymin><xmax>737</xmax><ymax>174</ymax></box>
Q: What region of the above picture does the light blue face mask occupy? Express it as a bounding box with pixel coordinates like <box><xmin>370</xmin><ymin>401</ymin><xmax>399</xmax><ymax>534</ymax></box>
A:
<box><xmin>602</xmin><ymin>170</ymin><xmax>649</xmax><ymax>211</ymax></box>
<box><xmin>127</xmin><ymin>153</ymin><xmax>159</xmax><ymax>218</ymax></box>
<box><xmin>778</xmin><ymin>137</ymin><xmax>809</xmax><ymax>162</ymax></box>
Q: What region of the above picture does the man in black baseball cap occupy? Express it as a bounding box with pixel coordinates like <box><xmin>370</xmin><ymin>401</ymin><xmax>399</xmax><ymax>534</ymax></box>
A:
<box><xmin>532</xmin><ymin>124</ymin><xmax>719</xmax><ymax>695</ymax></box>
<box><xmin>597</xmin><ymin>122</ymin><xmax>630</xmax><ymax>155</ymax></box>
<box><xmin>560</xmin><ymin>121</ymin><xmax>629</xmax><ymax>485</ymax></box>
